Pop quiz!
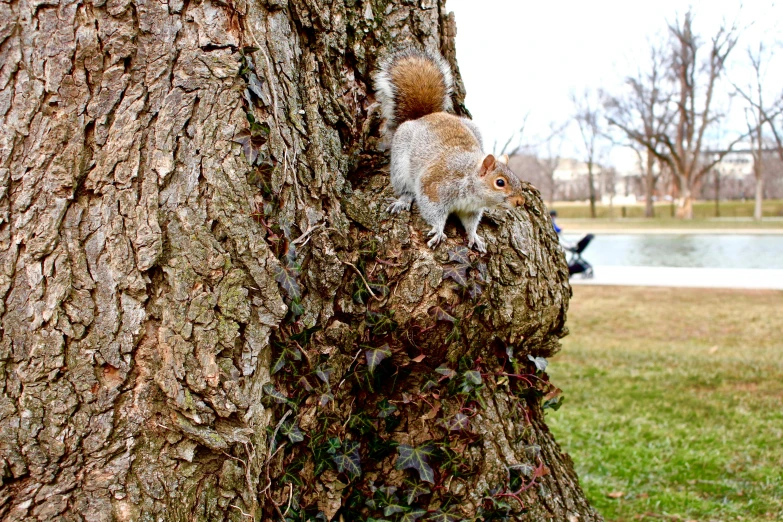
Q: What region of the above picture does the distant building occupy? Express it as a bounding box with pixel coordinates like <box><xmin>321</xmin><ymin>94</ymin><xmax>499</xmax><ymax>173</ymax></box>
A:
<box><xmin>509</xmin><ymin>144</ymin><xmax>783</xmax><ymax>203</ymax></box>
<box><xmin>705</xmin><ymin>147</ymin><xmax>754</xmax><ymax>179</ymax></box>
<box><xmin>700</xmin><ymin>146</ymin><xmax>783</xmax><ymax>200</ymax></box>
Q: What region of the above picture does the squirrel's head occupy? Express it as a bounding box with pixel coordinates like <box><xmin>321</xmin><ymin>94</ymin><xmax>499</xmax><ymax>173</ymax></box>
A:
<box><xmin>479</xmin><ymin>154</ymin><xmax>526</xmax><ymax>208</ymax></box>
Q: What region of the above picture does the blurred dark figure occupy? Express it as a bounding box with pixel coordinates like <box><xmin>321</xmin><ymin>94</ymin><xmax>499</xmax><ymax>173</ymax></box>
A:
<box><xmin>565</xmin><ymin>234</ymin><xmax>594</xmax><ymax>277</ymax></box>
<box><xmin>550</xmin><ymin>209</ymin><xmax>594</xmax><ymax>278</ymax></box>
<box><xmin>549</xmin><ymin>209</ymin><xmax>562</xmax><ymax>234</ymax></box>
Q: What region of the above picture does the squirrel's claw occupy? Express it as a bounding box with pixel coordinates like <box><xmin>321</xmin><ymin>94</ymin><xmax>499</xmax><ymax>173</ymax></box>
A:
<box><xmin>386</xmin><ymin>197</ymin><xmax>412</xmax><ymax>214</ymax></box>
<box><xmin>426</xmin><ymin>230</ymin><xmax>447</xmax><ymax>249</ymax></box>
<box><xmin>468</xmin><ymin>234</ymin><xmax>487</xmax><ymax>253</ymax></box>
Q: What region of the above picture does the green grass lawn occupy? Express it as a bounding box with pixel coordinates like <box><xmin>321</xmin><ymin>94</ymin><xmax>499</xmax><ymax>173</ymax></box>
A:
<box><xmin>550</xmin><ymin>199</ymin><xmax>783</xmax><ymax>220</ymax></box>
<box><xmin>547</xmin><ymin>286</ymin><xmax>783</xmax><ymax>522</ymax></box>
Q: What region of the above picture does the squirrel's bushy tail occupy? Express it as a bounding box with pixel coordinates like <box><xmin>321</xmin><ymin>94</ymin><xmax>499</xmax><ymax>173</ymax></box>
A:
<box><xmin>373</xmin><ymin>48</ymin><xmax>454</xmax><ymax>136</ymax></box>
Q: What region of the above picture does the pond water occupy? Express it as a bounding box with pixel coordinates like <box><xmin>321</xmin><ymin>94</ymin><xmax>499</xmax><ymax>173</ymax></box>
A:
<box><xmin>561</xmin><ymin>234</ymin><xmax>783</xmax><ymax>269</ymax></box>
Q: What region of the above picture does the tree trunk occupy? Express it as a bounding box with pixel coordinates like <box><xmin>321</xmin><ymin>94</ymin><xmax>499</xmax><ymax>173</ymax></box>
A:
<box><xmin>644</xmin><ymin>154</ymin><xmax>655</xmax><ymax>218</ymax></box>
<box><xmin>714</xmin><ymin>170</ymin><xmax>721</xmax><ymax>218</ymax></box>
<box><xmin>676</xmin><ymin>191</ymin><xmax>695</xmax><ymax>219</ymax></box>
<box><xmin>753</xmin><ymin>175</ymin><xmax>764</xmax><ymax>221</ymax></box>
<box><xmin>587</xmin><ymin>163</ymin><xmax>597</xmax><ymax>218</ymax></box>
<box><xmin>753</xmin><ymin>128</ymin><xmax>764</xmax><ymax>222</ymax></box>
<box><xmin>0</xmin><ymin>1</ymin><xmax>600</xmax><ymax>521</ymax></box>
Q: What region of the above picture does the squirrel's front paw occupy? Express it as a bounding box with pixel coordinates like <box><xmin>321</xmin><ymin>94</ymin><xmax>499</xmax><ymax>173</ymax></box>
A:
<box><xmin>386</xmin><ymin>197</ymin><xmax>412</xmax><ymax>214</ymax></box>
<box><xmin>468</xmin><ymin>234</ymin><xmax>487</xmax><ymax>253</ymax></box>
<box><xmin>426</xmin><ymin>230</ymin><xmax>447</xmax><ymax>249</ymax></box>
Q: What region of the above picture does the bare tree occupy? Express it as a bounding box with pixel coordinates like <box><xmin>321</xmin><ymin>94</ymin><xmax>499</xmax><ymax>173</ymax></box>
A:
<box><xmin>495</xmin><ymin>112</ymin><xmax>530</xmax><ymax>156</ymax></box>
<box><xmin>666</xmin><ymin>11</ymin><xmax>745</xmax><ymax>218</ymax></box>
<box><xmin>609</xmin><ymin>11</ymin><xmax>742</xmax><ymax>219</ymax></box>
<box><xmin>510</xmin><ymin>122</ymin><xmax>565</xmax><ymax>206</ymax></box>
<box><xmin>606</xmin><ymin>42</ymin><xmax>675</xmax><ymax>217</ymax></box>
<box><xmin>733</xmin><ymin>42</ymin><xmax>783</xmax><ymax>220</ymax></box>
<box><xmin>0</xmin><ymin>1</ymin><xmax>600</xmax><ymax>521</ymax></box>
<box><xmin>572</xmin><ymin>89</ymin><xmax>603</xmax><ymax>218</ymax></box>
<box><xmin>745</xmin><ymin>107</ymin><xmax>766</xmax><ymax>220</ymax></box>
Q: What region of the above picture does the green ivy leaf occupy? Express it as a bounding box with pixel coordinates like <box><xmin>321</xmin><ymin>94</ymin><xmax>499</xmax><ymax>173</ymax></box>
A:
<box><xmin>467</xmin><ymin>281</ymin><xmax>483</xmax><ymax>300</ymax></box>
<box><xmin>326</xmin><ymin>437</ymin><xmax>342</xmax><ymax>455</ymax></box>
<box><xmin>420</xmin><ymin>377</ymin><xmax>438</xmax><ymax>392</ymax></box>
<box><xmin>274</xmin><ymin>265</ymin><xmax>301</xmax><ymax>300</ymax></box>
<box><xmin>434</xmin><ymin>365</ymin><xmax>457</xmax><ymax>380</ymax></box>
<box><xmin>476</xmin><ymin>261</ymin><xmax>489</xmax><ymax>283</ymax></box>
<box><xmin>528</xmin><ymin>354</ymin><xmax>548</xmax><ymax>372</ymax></box>
<box><xmin>290</xmin><ymin>326</ymin><xmax>319</xmax><ymax>347</ymax></box>
<box><xmin>463</xmin><ymin>370</ymin><xmax>483</xmax><ymax>386</ymax></box>
<box><xmin>332</xmin><ymin>441</ymin><xmax>361</xmax><ymax>479</ymax></box>
<box><xmin>524</xmin><ymin>444</ymin><xmax>541</xmax><ymax>457</ymax></box>
<box><xmin>271</xmin><ymin>352</ymin><xmax>287</xmax><ymax>375</ymax></box>
<box><xmin>396</xmin><ymin>444</ymin><xmax>435</xmax><ymax>483</ymax></box>
<box><xmin>366</xmin><ymin>310</ymin><xmax>398</xmax><ymax>336</ymax></box>
<box><xmin>289</xmin><ymin>298</ymin><xmax>304</xmax><ymax>317</ymax></box>
<box><xmin>404</xmin><ymin>482</ymin><xmax>431</xmax><ymax>505</ymax></box>
<box><xmin>365</xmin><ymin>344</ymin><xmax>392</xmax><ymax>374</ymax></box>
<box><xmin>400</xmin><ymin>510</ymin><xmax>428</xmax><ymax>522</ymax></box>
<box><xmin>298</xmin><ymin>376</ymin><xmax>313</xmax><ymax>392</ymax></box>
<box><xmin>377</xmin><ymin>399</ymin><xmax>397</xmax><ymax>418</ymax></box>
<box><xmin>315</xmin><ymin>367</ymin><xmax>332</xmax><ymax>384</ymax></box>
<box><xmin>285</xmin><ymin>244</ymin><xmax>298</xmax><ymax>270</ymax></box>
<box><xmin>232</xmin><ymin>129</ymin><xmax>259</xmax><ymax>166</ymax></box>
<box><xmin>543</xmin><ymin>395</ymin><xmax>565</xmax><ymax>411</ymax></box>
<box><xmin>374</xmin><ymin>485</ymin><xmax>398</xmax><ymax>504</ymax></box>
<box><xmin>262</xmin><ymin>383</ymin><xmax>290</xmax><ymax>404</ymax></box>
<box><xmin>509</xmin><ymin>463</ymin><xmax>535</xmax><ymax>478</ymax></box>
<box><xmin>446</xmin><ymin>246</ymin><xmax>471</xmax><ymax>265</ymax></box>
<box><xmin>426</xmin><ymin>511</ymin><xmax>460</xmax><ymax>522</ymax></box>
<box><xmin>442</xmin><ymin>264</ymin><xmax>468</xmax><ymax>287</ymax></box>
<box><xmin>369</xmin><ymin>283</ymin><xmax>390</xmax><ymax>298</ymax></box>
<box><xmin>430</xmin><ymin>306</ymin><xmax>456</xmax><ymax>323</ymax></box>
<box><xmin>448</xmin><ymin>412</ymin><xmax>470</xmax><ymax>432</ymax></box>
<box><xmin>383</xmin><ymin>504</ymin><xmax>406</xmax><ymax>516</ymax></box>
<box><xmin>280</xmin><ymin>420</ymin><xmax>304</xmax><ymax>444</ymax></box>
<box><xmin>250</xmin><ymin>119</ymin><xmax>271</xmax><ymax>138</ymax></box>
<box><xmin>247</xmin><ymin>72</ymin><xmax>267</xmax><ymax>105</ymax></box>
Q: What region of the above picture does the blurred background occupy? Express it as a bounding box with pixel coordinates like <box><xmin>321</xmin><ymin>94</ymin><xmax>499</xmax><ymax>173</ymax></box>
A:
<box><xmin>449</xmin><ymin>1</ymin><xmax>783</xmax><ymax>520</ymax></box>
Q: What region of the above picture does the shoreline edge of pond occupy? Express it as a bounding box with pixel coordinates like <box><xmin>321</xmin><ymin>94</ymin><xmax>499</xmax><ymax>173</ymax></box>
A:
<box><xmin>559</xmin><ymin>227</ymin><xmax>783</xmax><ymax>235</ymax></box>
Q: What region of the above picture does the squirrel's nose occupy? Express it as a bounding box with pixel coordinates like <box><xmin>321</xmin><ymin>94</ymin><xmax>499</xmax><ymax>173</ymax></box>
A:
<box><xmin>509</xmin><ymin>195</ymin><xmax>525</xmax><ymax>207</ymax></box>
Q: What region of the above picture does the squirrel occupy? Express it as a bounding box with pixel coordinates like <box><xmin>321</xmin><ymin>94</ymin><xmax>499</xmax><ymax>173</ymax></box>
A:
<box><xmin>373</xmin><ymin>48</ymin><xmax>526</xmax><ymax>253</ymax></box>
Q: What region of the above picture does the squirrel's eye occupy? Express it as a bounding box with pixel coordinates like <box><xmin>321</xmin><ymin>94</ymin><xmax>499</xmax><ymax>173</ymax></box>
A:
<box><xmin>495</xmin><ymin>178</ymin><xmax>506</xmax><ymax>188</ymax></box>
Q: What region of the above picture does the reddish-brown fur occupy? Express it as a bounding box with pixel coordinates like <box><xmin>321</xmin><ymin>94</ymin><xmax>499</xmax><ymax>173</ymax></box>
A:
<box><xmin>419</xmin><ymin>113</ymin><xmax>481</xmax><ymax>202</ymax></box>
<box><xmin>391</xmin><ymin>56</ymin><xmax>449</xmax><ymax>124</ymax></box>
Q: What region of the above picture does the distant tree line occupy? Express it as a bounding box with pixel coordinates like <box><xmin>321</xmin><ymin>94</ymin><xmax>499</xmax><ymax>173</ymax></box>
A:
<box><xmin>508</xmin><ymin>9</ymin><xmax>783</xmax><ymax>220</ymax></box>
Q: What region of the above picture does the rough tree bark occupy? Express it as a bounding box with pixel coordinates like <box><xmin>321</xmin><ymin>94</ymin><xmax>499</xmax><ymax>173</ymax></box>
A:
<box><xmin>0</xmin><ymin>0</ymin><xmax>600</xmax><ymax>520</ymax></box>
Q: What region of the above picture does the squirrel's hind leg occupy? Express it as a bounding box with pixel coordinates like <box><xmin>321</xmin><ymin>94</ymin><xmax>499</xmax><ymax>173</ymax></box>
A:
<box><xmin>426</xmin><ymin>226</ymin><xmax>448</xmax><ymax>249</ymax></box>
<box><xmin>459</xmin><ymin>210</ymin><xmax>487</xmax><ymax>253</ymax></box>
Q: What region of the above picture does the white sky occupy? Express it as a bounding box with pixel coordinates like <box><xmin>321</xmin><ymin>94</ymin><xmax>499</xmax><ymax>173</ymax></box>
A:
<box><xmin>448</xmin><ymin>0</ymin><xmax>783</xmax><ymax>170</ymax></box>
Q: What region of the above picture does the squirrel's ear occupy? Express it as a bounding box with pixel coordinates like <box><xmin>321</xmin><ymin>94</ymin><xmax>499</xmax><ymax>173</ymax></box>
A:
<box><xmin>499</xmin><ymin>154</ymin><xmax>509</xmax><ymax>165</ymax></box>
<box><xmin>480</xmin><ymin>154</ymin><xmax>496</xmax><ymax>177</ymax></box>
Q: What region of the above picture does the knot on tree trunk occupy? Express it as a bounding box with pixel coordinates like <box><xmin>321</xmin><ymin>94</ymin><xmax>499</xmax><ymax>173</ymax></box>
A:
<box><xmin>261</xmin><ymin>171</ymin><xmax>588</xmax><ymax>520</ymax></box>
